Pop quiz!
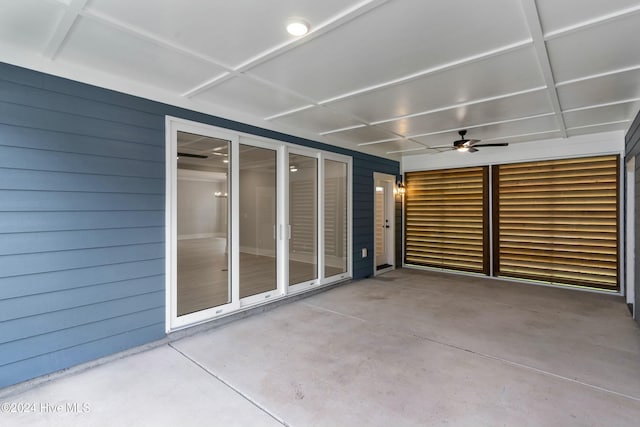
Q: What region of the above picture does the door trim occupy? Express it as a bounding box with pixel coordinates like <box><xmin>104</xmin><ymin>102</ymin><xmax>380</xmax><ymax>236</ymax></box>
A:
<box><xmin>165</xmin><ymin>116</ymin><xmax>354</xmax><ymax>332</ymax></box>
<box><xmin>374</xmin><ymin>172</ymin><xmax>396</xmax><ymax>276</ymax></box>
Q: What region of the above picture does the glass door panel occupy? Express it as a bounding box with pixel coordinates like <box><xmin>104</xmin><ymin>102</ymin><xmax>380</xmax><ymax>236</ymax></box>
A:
<box><xmin>324</xmin><ymin>159</ymin><xmax>348</xmax><ymax>277</ymax></box>
<box><xmin>289</xmin><ymin>153</ymin><xmax>318</xmax><ymax>285</ymax></box>
<box><xmin>239</xmin><ymin>144</ymin><xmax>278</xmax><ymax>298</ymax></box>
<box><xmin>176</xmin><ymin>131</ymin><xmax>230</xmax><ymax>316</ymax></box>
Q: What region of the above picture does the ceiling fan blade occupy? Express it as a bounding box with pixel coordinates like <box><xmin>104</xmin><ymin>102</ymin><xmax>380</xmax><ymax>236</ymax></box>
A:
<box><xmin>177</xmin><ymin>152</ymin><xmax>209</xmax><ymax>159</ymax></box>
<box><xmin>474</xmin><ymin>143</ymin><xmax>509</xmax><ymax>147</ymax></box>
<box><xmin>468</xmin><ymin>147</ymin><xmax>479</xmax><ymax>153</ymax></box>
<box><xmin>466</xmin><ymin>139</ymin><xmax>481</xmax><ymax>146</ymax></box>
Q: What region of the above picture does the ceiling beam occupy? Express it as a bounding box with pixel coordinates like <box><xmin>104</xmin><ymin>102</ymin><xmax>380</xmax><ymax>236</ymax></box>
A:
<box><xmin>369</xmin><ymin>86</ymin><xmax>546</xmax><ymax>126</ymax></box>
<box><xmin>82</xmin><ymin>10</ymin><xmax>230</xmax><ymax>71</ymax></box>
<box><xmin>562</xmin><ymin>98</ymin><xmax>640</xmax><ymax>114</ymax></box>
<box><xmin>318</xmin><ymin>39</ymin><xmax>532</xmax><ymax>105</ymax></box>
<box><xmin>556</xmin><ymin>64</ymin><xmax>640</xmax><ymax>87</ymax></box>
<box><xmin>264</xmin><ymin>38</ymin><xmax>532</xmax><ymax>123</ymax></box>
<box><xmin>519</xmin><ymin>0</ymin><xmax>567</xmax><ymax>138</ymax></box>
<box><xmin>43</xmin><ymin>0</ymin><xmax>89</xmax><ymax>59</ymax></box>
<box><xmin>545</xmin><ymin>4</ymin><xmax>640</xmax><ymax>40</ymax></box>
<box><xmin>183</xmin><ymin>0</ymin><xmax>390</xmax><ymax>98</ymax></box>
<box><xmin>407</xmin><ymin>112</ymin><xmax>556</xmax><ymax>139</ymax></box>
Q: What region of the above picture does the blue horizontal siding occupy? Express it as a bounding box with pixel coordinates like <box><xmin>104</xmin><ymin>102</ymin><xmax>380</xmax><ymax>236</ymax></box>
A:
<box><xmin>1</xmin><ymin>169</ymin><xmax>163</xmax><ymax>193</ymax></box>
<box><xmin>0</xmin><ymin>303</ymin><xmax>165</xmax><ymax>366</ymax></box>
<box><xmin>0</xmin><ymin>227</ymin><xmax>163</xmax><ymax>255</ymax></box>
<box><xmin>0</xmin><ymin>79</ymin><xmax>161</xmax><ymax>130</ymax></box>
<box><xmin>0</xmin><ymin>60</ymin><xmax>399</xmax><ymax>389</ymax></box>
<box><xmin>0</xmin><ymin>243</ymin><xmax>164</xmax><ymax>277</ymax></box>
<box><xmin>1</xmin><ymin>190</ymin><xmax>164</xmax><ymax>211</ymax></box>
<box><xmin>0</xmin><ymin>276</ymin><xmax>163</xmax><ymax>325</ymax></box>
<box><xmin>0</xmin><ymin>259</ymin><xmax>164</xmax><ymax>299</ymax></box>
<box><xmin>0</xmin><ymin>101</ymin><xmax>163</xmax><ymax>146</ymax></box>
<box><xmin>1</xmin><ymin>323</ymin><xmax>165</xmax><ymax>388</ymax></box>
<box><xmin>0</xmin><ymin>145</ymin><xmax>163</xmax><ymax>177</ymax></box>
<box><xmin>0</xmin><ymin>61</ymin><xmax>167</xmax><ymax>389</ymax></box>
<box><xmin>0</xmin><ymin>211</ymin><xmax>165</xmax><ymax>233</ymax></box>
<box><xmin>0</xmin><ymin>124</ymin><xmax>164</xmax><ymax>162</ymax></box>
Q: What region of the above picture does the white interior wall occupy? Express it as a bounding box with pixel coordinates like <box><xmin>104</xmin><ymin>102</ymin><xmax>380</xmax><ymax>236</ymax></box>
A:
<box><xmin>239</xmin><ymin>169</ymin><xmax>276</xmax><ymax>255</ymax></box>
<box><xmin>177</xmin><ymin>173</ymin><xmax>227</xmax><ymax>239</ymax></box>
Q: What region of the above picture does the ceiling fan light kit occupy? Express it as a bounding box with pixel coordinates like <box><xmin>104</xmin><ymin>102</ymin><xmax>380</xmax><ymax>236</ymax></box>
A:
<box><xmin>444</xmin><ymin>130</ymin><xmax>509</xmax><ymax>153</ymax></box>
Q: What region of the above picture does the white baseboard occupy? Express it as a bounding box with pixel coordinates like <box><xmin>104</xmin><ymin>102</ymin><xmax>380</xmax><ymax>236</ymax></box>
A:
<box><xmin>178</xmin><ymin>233</ymin><xmax>215</xmax><ymax>240</ymax></box>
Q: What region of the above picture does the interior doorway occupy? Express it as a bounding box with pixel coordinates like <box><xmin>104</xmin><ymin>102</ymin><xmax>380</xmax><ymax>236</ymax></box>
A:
<box><xmin>374</xmin><ymin>173</ymin><xmax>396</xmax><ymax>275</ymax></box>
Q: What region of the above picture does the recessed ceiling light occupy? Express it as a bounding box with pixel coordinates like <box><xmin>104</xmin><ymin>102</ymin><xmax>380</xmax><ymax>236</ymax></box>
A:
<box><xmin>286</xmin><ymin>18</ymin><xmax>309</xmax><ymax>36</ymax></box>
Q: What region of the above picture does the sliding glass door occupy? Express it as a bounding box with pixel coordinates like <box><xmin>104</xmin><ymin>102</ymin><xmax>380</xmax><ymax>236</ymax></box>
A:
<box><xmin>288</xmin><ymin>151</ymin><xmax>318</xmax><ymax>288</ymax></box>
<box><xmin>238</xmin><ymin>143</ymin><xmax>278</xmax><ymax>301</ymax></box>
<box><xmin>176</xmin><ymin>131</ymin><xmax>230</xmax><ymax>317</ymax></box>
<box><xmin>324</xmin><ymin>158</ymin><xmax>349</xmax><ymax>278</ymax></box>
<box><xmin>167</xmin><ymin>118</ymin><xmax>351</xmax><ymax>330</ymax></box>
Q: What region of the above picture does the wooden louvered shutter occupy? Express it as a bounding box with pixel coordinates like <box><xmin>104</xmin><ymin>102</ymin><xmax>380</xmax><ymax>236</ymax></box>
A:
<box><xmin>405</xmin><ymin>167</ymin><xmax>489</xmax><ymax>274</ymax></box>
<box><xmin>494</xmin><ymin>155</ymin><xmax>619</xmax><ymax>290</ymax></box>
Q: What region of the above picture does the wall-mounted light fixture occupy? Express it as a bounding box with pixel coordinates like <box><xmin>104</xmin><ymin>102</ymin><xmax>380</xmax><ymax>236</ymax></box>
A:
<box><xmin>396</xmin><ymin>179</ymin><xmax>406</xmax><ymax>196</ymax></box>
<box><xmin>214</xmin><ymin>192</ymin><xmax>228</xmax><ymax>198</ymax></box>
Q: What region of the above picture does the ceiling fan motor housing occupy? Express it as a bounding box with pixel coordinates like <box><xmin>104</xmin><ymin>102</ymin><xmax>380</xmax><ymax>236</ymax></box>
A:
<box><xmin>454</xmin><ymin>130</ymin><xmax>468</xmax><ymax>148</ymax></box>
<box><xmin>453</xmin><ymin>139</ymin><xmax>467</xmax><ymax>148</ymax></box>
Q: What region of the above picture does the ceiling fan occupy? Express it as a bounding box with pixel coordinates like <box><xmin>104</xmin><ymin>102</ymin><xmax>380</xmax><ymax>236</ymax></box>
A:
<box><xmin>432</xmin><ymin>130</ymin><xmax>509</xmax><ymax>153</ymax></box>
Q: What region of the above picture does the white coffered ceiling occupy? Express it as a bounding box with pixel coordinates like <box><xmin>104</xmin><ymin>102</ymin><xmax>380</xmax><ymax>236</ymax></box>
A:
<box><xmin>1</xmin><ymin>0</ymin><xmax>639</xmax><ymax>160</ymax></box>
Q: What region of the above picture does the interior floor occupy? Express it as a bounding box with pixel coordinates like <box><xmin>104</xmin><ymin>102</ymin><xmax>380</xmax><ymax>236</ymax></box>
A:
<box><xmin>4</xmin><ymin>269</ymin><xmax>640</xmax><ymax>426</ymax></box>
<box><xmin>178</xmin><ymin>237</ymin><xmax>343</xmax><ymax>315</ymax></box>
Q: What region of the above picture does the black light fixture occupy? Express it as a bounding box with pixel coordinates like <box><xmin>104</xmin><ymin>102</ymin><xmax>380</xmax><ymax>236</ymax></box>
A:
<box><xmin>397</xmin><ymin>179</ymin><xmax>406</xmax><ymax>196</ymax></box>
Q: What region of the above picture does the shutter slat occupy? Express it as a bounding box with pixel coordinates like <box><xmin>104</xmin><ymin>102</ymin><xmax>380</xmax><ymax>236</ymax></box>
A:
<box><xmin>405</xmin><ymin>167</ymin><xmax>487</xmax><ymax>273</ymax></box>
<box><xmin>496</xmin><ymin>155</ymin><xmax>619</xmax><ymax>290</ymax></box>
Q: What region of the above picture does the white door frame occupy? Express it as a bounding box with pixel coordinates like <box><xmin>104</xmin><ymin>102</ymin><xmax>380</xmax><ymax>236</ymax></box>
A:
<box><xmin>165</xmin><ymin>116</ymin><xmax>353</xmax><ymax>332</ymax></box>
<box><xmin>626</xmin><ymin>157</ymin><xmax>635</xmax><ymax>317</ymax></box>
<box><xmin>374</xmin><ymin>172</ymin><xmax>395</xmax><ymax>275</ymax></box>
<box><xmin>166</xmin><ymin>117</ymin><xmax>239</xmax><ymax>331</ymax></box>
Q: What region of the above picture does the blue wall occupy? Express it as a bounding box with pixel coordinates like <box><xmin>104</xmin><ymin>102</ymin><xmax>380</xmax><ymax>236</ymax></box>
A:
<box><xmin>0</xmin><ymin>62</ymin><xmax>399</xmax><ymax>388</ymax></box>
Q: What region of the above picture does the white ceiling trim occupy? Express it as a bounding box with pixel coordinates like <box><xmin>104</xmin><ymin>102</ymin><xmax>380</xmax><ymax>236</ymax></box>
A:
<box><xmin>519</xmin><ymin>0</ymin><xmax>567</xmax><ymax>138</ymax></box>
<box><xmin>566</xmin><ymin>120</ymin><xmax>631</xmax><ymax>131</ymax></box>
<box><xmin>544</xmin><ymin>4</ymin><xmax>640</xmax><ymax>40</ymax></box>
<box><xmin>80</xmin><ymin>9</ymin><xmax>231</xmax><ymax>70</ymax></box>
<box><xmin>183</xmin><ymin>0</ymin><xmax>389</xmax><ymax>98</ymax></box>
<box><xmin>562</xmin><ymin>98</ymin><xmax>640</xmax><ymax>114</ymax></box>
<box><xmin>43</xmin><ymin>0</ymin><xmax>88</xmax><ymax>59</ymax></box>
<box><xmin>358</xmin><ymin>137</ymin><xmax>402</xmax><ymax>147</ymax></box>
<box><xmin>369</xmin><ymin>86</ymin><xmax>547</xmax><ymax>126</ymax></box>
<box><xmin>555</xmin><ymin>64</ymin><xmax>640</xmax><ymax>87</ymax></box>
<box><xmin>183</xmin><ymin>72</ymin><xmax>233</xmax><ymax>98</ymax></box>
<box><xmin>387</xmin><ymin>147</ymin><xmax>427</xmax><ymax>154</ymax></box>
<box><xmin>319</xmin><ymin>124</ymin><xmax>366</xmax><ymax>136</ymax></box>
<box><xmin>264</xmin><ymin>105</ymin><xmax>316</xmax><ymax>121</ymax></box>
<box><xmin>317</xmin><ymin>39</ymin><xmax>533</xmax><ymax>106</ymax></box>
<box><xmin>264</xmin><ymin>38</ymin><xmax>534</xmax><ymax>126</ymax></box>
<box><xmin>406</xmin><ymin>112</ymin><xmax>557</xmax><ymax>140</ymax></box>
<box><xmin>240</xmin><ymin>72</ymin><xmax>320</xmax><ymax>108</ymax></box>
<box><xmin>480</xmin><ymin>129</ymin><xmax>561</xmax><ymax>142</ymax></box>
<box><xmin>234</xmin><ymin>0</ymin><xmax>388</xmax><ymax>71</ymax></box>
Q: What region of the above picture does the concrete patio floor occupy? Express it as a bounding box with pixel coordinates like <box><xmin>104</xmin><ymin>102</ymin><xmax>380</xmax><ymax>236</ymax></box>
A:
<box><xmin>2</xmin><ymin>269</ymin><xmax>640</xmax><ymax>426</ymax></box>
